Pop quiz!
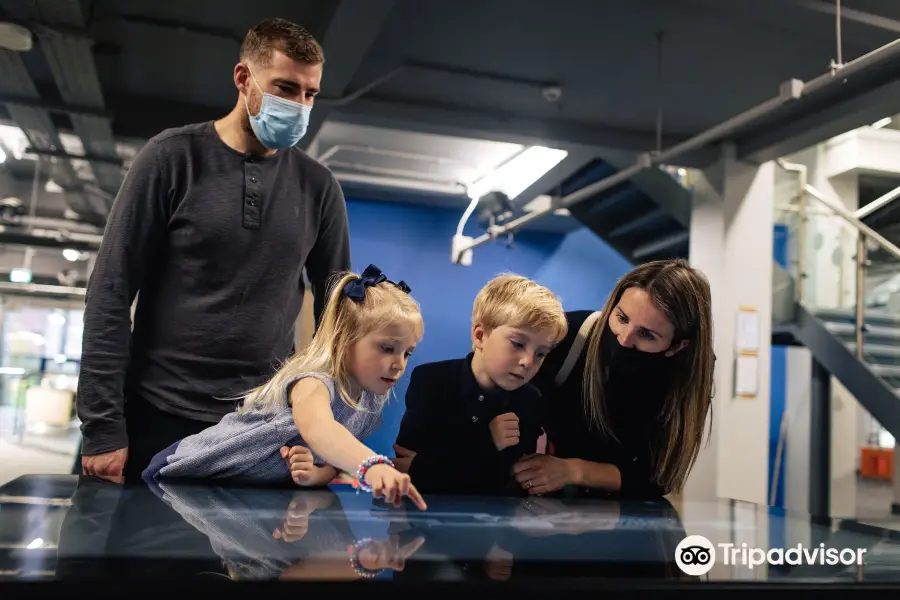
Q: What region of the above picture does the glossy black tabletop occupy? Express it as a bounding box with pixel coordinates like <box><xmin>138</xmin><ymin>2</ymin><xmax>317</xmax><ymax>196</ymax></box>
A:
<box><xmin>2</xmin><ymin>474</ymin><xmax>900</xmax><ymax>590</ymax></box>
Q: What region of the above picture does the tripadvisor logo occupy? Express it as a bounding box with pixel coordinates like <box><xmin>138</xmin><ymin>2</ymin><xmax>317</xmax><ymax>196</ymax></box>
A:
<box><xmin>675</xmin><ymin>534</ymin><xmax>867</xmax><ymax>576</ymax></box>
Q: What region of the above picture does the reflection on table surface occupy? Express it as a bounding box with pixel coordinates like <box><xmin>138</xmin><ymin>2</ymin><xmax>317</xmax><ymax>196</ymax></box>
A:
<box><xmin>2</xmin><ymin>474</ymin><xmax>900</xmax><ymax>585</ymax></box>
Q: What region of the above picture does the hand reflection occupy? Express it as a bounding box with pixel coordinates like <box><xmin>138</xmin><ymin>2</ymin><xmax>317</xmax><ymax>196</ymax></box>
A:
<box><xmin>484</xmin><ymin>543</ymin><xmax>514</xmax><ymax>581</ymax></box>
<box><xmin>277</xmin><ymin>534</ymin><xmax>426</xmax><ymax>581</ymax></box>
<box><xmin>354</xmin><ymin>536</ymin><xmax>426</xmax><ymax>573</ymax></box>
<box><xmin>272</xmin><ymin>490</ymin><xmax>336</xmax><ymax>543</ymax></box>
<box><xmin>511</xmin><ymin>496</ymin><xmax>621</xmax><ymax>536</ymax></box>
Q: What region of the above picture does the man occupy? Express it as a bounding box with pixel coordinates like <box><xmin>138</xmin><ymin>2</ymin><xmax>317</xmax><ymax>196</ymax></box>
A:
<box><xmin>77</xmin><ymin>18</ymin><xmax>351</xmax><ymax>481</ymax></box>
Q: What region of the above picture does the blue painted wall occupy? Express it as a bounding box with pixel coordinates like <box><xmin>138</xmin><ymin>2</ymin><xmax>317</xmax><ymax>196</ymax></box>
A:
<box><xmin>532</xmin><ymin>227</ymin><xmax>633</xmax><ymax>311</ymax></box>
<box><xmin>344</xmin><ymin>198</ymin><xmax>631</xmax><ymax>455</ymax></box>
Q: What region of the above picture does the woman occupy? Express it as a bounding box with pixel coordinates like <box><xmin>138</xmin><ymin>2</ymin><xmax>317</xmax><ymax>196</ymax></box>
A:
<box><xmin>513</xmin><ymin>259</ymin><xmax>714</xmax><ymax>497</ymax></box>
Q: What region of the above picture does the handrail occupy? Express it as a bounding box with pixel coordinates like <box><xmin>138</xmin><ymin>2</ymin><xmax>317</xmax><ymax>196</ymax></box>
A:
<box><xmin>855</xmin><ymin>183</ymin><xmax>900</xmax><ymax>220</ymax></box>
<box><xmin>802</xmin><ymin>184</ymin><xmax>900</xmax><ymax>261</ymax></box>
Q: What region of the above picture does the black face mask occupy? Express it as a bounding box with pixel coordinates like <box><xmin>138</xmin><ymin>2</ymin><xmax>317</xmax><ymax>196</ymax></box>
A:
<box><xmin>601</xmin><ymin>323</ymin><xmax>675</xmax><ymax>376</ymax></box>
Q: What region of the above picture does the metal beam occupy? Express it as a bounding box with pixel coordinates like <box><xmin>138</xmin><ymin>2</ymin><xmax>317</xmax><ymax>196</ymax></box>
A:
<box><xmin>737</xmin><ymin>77</ymin><xmax>900</xmax><ymax>164</ymax></box>
<box><xmin>0</xmin><ymin>93</ymin><xmax>111</xmax><ymax>119</ymax></box>
<box><xmin>84</xmin><ymin>92</ymin><xmax>677</xmax><ymax>161</ymax></box>
<box><xmin>330</xmin><ymin>97</ymin><xmax>678</xmax><ymax>154</ymax></box>
<box><xmin>300</xmin><ymin>0</ymin><xmax>399</xmax><ymax>151</ymax></box>
<box><xmin>792</xmin><ymin>0</ymin><xmax>900</xmax><ymax>34</ymax></box>
<box><xmin>25</xmin><ymin>147</ymin><xmax>124</xmax><ymax>167</ymax></box>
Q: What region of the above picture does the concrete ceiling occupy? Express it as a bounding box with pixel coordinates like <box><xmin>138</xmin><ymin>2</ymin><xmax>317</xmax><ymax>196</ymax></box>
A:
<box><xmin>2</xmin><ymin>0</ymin><xmax>900</xmax><ymax>282</ymax></box>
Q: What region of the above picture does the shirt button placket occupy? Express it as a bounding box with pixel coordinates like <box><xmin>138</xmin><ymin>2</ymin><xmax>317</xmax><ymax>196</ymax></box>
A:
<box><xmin>243</xmin><ymin>161</ymin><xmax>262</xmax><ymax>229</ymax></box>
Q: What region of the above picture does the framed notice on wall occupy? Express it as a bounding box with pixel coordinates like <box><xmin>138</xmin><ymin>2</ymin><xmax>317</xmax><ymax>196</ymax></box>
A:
<box><xmin>734</xmin><ymin>306</ymin><xmax>759</xmax><ymax>399</ymax></box>
<box><xmin>734</xmin><ymin>353</ymin><xmax>759</xmax><ymax>397</ymax></box>
<box><xmin>736</xmin><ymin>307</ymin><xmax>760</xmax><ymax>353</ymax></box>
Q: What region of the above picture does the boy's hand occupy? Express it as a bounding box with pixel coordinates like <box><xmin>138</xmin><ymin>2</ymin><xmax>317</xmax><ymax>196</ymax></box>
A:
<box><xmin>489</xmin><ymin>413</ymin><xmax>520</xmax><ymax>450</ymax></box>
<box><xmin>364</xmin><ymin>464</ymin><xmax>428</xmax><ymax>511</ymax></box>
<box><xmin>281</xmin><ymin>445</ymin><xmax>335</xmax><ymax>487</ymax></box>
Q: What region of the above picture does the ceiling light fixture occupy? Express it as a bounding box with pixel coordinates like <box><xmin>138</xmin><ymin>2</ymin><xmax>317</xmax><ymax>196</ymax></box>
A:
<box><xmin>466</xmin><ymin>146</ymin><xmax>568</xmax><ymax>201</ymax></box>
<box><xmin>62</xmin><ymin>248</ymin><xmax>81</xmax><ymax>262</ymax></box>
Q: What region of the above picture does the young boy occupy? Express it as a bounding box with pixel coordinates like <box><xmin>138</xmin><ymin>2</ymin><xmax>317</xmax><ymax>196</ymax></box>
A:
<box><xmin>393</xmin><ymin>274</ymin><xmax>567</xmax><ymax>495</ymax></box>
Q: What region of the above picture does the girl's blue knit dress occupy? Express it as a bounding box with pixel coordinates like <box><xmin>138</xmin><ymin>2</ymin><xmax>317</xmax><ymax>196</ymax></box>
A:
<box><xmin>142</xmin><ymin>372</ymin><xmax>385</xmax><ymax>485</ymax></box>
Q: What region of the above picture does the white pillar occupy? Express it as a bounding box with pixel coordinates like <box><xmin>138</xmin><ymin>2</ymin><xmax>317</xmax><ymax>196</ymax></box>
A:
<box><xmin>684</xmin><ymin>147</ymin><xmax>773</xmax><ymax>507</ymax></box>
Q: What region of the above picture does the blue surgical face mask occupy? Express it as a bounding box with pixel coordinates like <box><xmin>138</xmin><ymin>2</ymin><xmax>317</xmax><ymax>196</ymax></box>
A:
<box><xmin>244</xmin><ymin>68</ymin><xmax>311</xmax><ymax>149</ymax></box>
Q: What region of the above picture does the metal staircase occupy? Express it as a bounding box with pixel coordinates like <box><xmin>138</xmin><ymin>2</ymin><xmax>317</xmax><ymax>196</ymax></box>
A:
<box><xmin>772</xmin><ymin>164</ymin><xmax>900</xmax><ymax>441</ymax></box>
<box><xmin>818</xmin><ymin>308</ymin><xmax>900</xmax><ymax>387</ymax></box>
<box><xmin>554</xmin><ymin>158</ymin><xmax>692</xmax><ymax>263</ymax></box>
<box><xmin>775</xmin><ymin>301</ymin><xmax>900</xmax><ymax>439</ymax></box>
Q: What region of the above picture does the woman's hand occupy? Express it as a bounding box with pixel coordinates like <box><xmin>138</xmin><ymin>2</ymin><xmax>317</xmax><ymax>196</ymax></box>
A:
<box><xmin>392</xmin><ymin>444</ymin><xmax>417</xmax><ymax>473</ymax></box>
<box><xmin>364</xmin><ymin>464</ymin><xmax>428</xmax><ymax>511</ymax></box>
<box><xmin>512</xmin><ymin>454</ymin><xmax>578</xmax><ymax>495</ymax></box>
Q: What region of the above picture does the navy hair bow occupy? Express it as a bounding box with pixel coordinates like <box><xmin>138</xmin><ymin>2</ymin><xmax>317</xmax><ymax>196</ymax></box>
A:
<box><xmin>342</xmin><ymin>264</ymin><xmax>411</xmax><ymax>302</ymax></box>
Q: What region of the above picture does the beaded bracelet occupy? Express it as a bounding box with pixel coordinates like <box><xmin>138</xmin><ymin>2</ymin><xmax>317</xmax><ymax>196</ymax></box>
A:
<box><xmin>355</xmin><ymin>454</ymin><xmax>394</xmax><ymax>493</ymax></box>
<box><xmin>347</xmin><ymin>537</ymin><xmax>383</xmax><ymax>579</ymax></box>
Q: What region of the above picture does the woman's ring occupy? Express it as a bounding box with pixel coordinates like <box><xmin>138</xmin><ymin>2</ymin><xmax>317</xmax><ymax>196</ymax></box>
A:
<box><xmin>526</xmin><ymin>479</ymin><xmax>533</xmax><ymax>489</ymax></box>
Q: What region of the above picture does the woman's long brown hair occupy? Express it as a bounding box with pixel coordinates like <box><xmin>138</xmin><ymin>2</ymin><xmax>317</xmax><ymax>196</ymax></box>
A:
<box><xmin>582</xmin><ymin>259</ymin><xmax>715</xmax><ymax>494</ymax></box>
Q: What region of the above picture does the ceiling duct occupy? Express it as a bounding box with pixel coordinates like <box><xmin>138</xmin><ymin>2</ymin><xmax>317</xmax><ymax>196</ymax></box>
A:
<box><xmin>18</xmin><ymin>0</ymin><xmax>123</xmax><ymax>203</ymax></box>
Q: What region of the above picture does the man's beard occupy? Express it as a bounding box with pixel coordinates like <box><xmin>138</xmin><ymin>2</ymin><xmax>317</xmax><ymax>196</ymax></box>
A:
<box><xmin>241</xmin><ymin>92</ymin><xmax>260</xmax><ymax>137</ymax></box>
<box><xmin>240</xmin><ymin>110</ymin><xmax>254</xmax><ymax>136</ymax></box>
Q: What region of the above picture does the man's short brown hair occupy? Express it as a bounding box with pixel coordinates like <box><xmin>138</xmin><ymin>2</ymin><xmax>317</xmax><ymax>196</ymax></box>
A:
<box><xmin>240</xmin><ymin>18</ymin><xmax>324</xmax><ymax>67</ymax></box>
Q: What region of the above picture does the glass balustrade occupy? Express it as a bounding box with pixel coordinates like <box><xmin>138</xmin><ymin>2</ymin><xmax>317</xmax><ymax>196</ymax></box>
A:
<box><xmin>774</xmin><ymin>160</ymin><xmax>900</xmax><ymax>398</ymax></box>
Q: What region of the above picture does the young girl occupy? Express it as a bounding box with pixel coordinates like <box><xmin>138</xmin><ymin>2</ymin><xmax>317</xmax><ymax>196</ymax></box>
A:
<box><xmin>143</xmin><ymin>264</ymin><xmax>427</xmax><ymax>510</ymax></box>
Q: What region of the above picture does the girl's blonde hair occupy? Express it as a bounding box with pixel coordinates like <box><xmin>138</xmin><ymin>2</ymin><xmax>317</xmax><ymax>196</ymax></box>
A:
<box><xmin>238</xmin><ymin>265</ymin><xmax>424</xmax><ymax>414</ymax></box>
<box><xmin>581</xmin><ymin>259</ymin><xmax>715</xmax><ymax>495</ymax></box>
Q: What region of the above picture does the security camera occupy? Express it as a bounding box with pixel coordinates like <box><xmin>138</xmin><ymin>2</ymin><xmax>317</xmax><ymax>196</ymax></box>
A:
<box><xmin>542</xmin><ymin>85</ymin><xmax>562</xmax><ymax>103</ymax></box>
<box><xmin>0</xmin><ymin>197</ymin><xmax>24</xmax><ymax>222</ymax></box>
<box><xmin>57</xmin><ymin>269</ymin><xmax>79</xmax><ymax>287</ymax></box>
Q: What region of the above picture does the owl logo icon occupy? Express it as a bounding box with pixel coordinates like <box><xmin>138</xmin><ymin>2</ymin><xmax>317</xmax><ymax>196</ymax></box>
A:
<box><xmin>675</xmin><ymin>535</ymin><xmax>716</xmax><ymax>576</ymax></box>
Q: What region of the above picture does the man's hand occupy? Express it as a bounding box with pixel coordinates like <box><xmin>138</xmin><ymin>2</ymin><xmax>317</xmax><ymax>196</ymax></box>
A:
<box><xmin>489</xmin><ymin>413</ymin><xmax>520</xmax><ymax>451</ymax></box>
<box><xmin>392</xmin><ymin>444</ymin><xmax>417</xmax><ymax>473</ymax></box>
<box><xmin>82</xmin><ymin>447</ymin><xmax>128</xmax><ymax>479</ymax></box>
<box><xmin>281</xmin><ymin>445</ymin><xmax>335</xmax><ymax>487</ymax></box>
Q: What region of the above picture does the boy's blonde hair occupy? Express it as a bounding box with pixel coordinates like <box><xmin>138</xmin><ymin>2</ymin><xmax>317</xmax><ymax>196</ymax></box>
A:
<box><xmin>471</xmin><ymin>274</ymin><xmax>567</xmax><ymax>348</ymax></box>
<box><xmin>239</xmin><ymin>266</ymin><xmax>423</xmax><ymax>414</ymax></box>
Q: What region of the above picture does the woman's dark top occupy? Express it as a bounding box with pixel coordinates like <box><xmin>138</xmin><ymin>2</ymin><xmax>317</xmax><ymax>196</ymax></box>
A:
<box><xmin>531</xmin><ymin>311</ymin><xmax>670</xmax><ymax>497</ymax></box>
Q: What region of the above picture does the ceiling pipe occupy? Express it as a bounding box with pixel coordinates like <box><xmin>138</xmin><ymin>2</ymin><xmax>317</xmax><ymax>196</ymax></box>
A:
<box><xmin>27</xmin><ymin>227</ymin><xmax>103</xmax><ymax>245</ymax></box>
<box><xmin>8</xmin><ymin>216</ymin><xmax>102</xmax><ymax>234</ymax></box>
<box><xmin>0</xmin><ymin>225</ymin><xmax>104</xmax><ymax>246</ymax></box>
<box><xmin>0</xmin><ymin>280</ymin><xmax>85</xmax><ymax>297</ymax></box>
<box><xmin>454</xmin><ymin>34</ymin><xmax>900</xmax><ymax>260</ymax></box>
